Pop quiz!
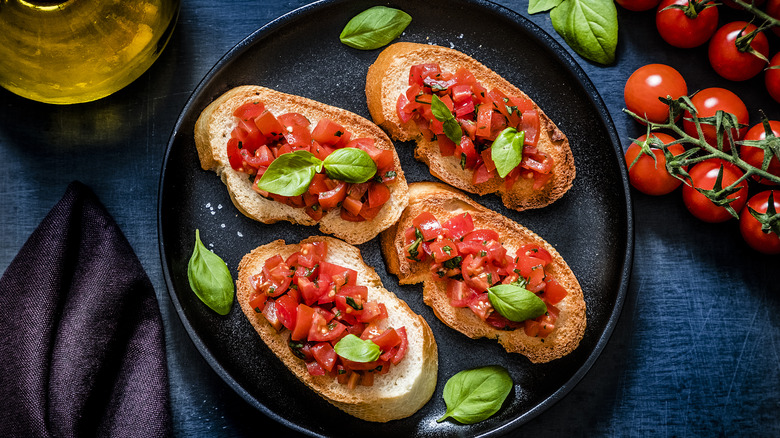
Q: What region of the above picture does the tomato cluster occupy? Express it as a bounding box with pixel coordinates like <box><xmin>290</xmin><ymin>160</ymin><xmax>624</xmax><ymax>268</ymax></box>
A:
<box><xmin>397</xmin><ymin>63</ymin><xmax>554</xmax><ymax>189</ymax></box>
<box><xmin>616</xmin><ymin>0</ymin><xmax>780</xmax><ymax>101</ymax></box>
<box><xmin>403</xmin><ymin>211</ymin><xmax>568</xmax><ymax>336</ymax></box>
<box><xmin>623</xmin><ymin>63</ymin><xmax>780</xmax><ymax>254</ymax></box>
<box><xmin>228</xmin><ymin>101</ymin><xmax>397</xmax><ymax>222</ymax></box>
<box><xmin>248</xmin><ymin>240</ymin><xmax>408</xmax><ymax>387</ymax></box>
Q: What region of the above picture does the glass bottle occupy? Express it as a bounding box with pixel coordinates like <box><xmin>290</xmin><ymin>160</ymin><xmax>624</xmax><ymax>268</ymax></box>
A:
<box><xmin>0</xmin><ymin>0</ymin><xmax>180</xmax><ymax>104</ymax></box>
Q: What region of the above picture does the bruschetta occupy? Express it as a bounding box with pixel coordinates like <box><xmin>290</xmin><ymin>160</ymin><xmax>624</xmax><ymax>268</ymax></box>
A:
<box><xmin>236</xmin><ymin>236</ymin><xmax>438</xmax><ymax>422</ymax></box>
<box><xmin>365</xmin><ymin>42</ymin><xmax>575</xmax><ymax>212</ymax></box>
<box><xmin>380</xmin><ymin>182</ymin><xmax>585</xmax><ymax>363</ymax></box>
<box><xmin>195</xmin><ymin>85</ymin><xmax>409</xmax><ymax>245</ymax></box>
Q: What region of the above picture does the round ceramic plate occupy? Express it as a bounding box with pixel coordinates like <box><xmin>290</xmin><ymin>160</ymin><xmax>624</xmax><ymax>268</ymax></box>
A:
<box><xmin>158</xmin><ymin>0</ymin><xmax>633</xmax><ymax>436</ymax></box>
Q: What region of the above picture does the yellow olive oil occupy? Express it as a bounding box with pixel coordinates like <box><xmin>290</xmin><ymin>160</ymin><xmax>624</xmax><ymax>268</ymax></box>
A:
<box><xmin>0</xmin><ymin>0</ymin><xmax>179</xmax><ymax>104</ymax></box>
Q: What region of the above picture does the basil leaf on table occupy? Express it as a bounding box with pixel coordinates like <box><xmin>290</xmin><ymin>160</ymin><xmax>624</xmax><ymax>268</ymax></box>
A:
<box><xmin>491</xmin><ymin>128</ymin><xmax>525</xmax><ymax>178</ymax></box>
<box><xmin>340</xmin><ymin>6</ymin><xmax>412</xmax><ymax>50</ymax></box>
<box><xmin>438</xmin><ymin>365</ymin><xmax>513</xmax><ymax>424</ymax></box>
<box><xmin>528</xmin><ymin>0</ymin><xmax>565</xmax><ymax>14</ymax></box>
<box><xmin>334</xmin><ymin>334</ymin><xmax>381</xmax><ymax>362</ymax></box>
<box><xmin>549</xmin><ymin>0</ymin><xmax>618</xmax><ymax>65</ymax></box>
<box><xmin>431</xmin><ymin>94</ymin><xmax>463</xmax><ymax>144</ymax></box>
<box><xmin>488</xmin><ymin>283</ymin><xmax>547</xmax><ymax>322</ymax></box>
<box><xmin>323</xmin><ymin>147</ymin><xmax>378</xmax><ymax>183</ymax></box>
<box><xmin>256</xmin><ymin>150</ymin><xmax>323</xmax><ymax>196</ymax></box>
<box><xmin>187</xmin><ymin>229</ymin><xmax>234</xmax><ymax>316</ymax></box>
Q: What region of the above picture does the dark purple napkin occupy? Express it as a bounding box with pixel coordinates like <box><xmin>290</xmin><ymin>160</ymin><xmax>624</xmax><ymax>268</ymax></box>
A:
<box><xmin>0</xmin><ymin>182</ymin><xmax>171</xmax><ymax>437</ymax></box>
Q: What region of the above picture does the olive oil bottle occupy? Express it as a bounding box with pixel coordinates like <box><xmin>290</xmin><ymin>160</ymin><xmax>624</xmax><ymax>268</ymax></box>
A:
<box><xmin>0</xmin><ymin>0</ymin><xmax>180</xmax><ymax>104</ymax></box>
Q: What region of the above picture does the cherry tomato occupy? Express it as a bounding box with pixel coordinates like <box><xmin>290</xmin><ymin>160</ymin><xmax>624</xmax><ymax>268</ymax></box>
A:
<box><xmin>656</xmin><ymin>0</ymin><xmax>719</xmax><ymax>49</ymax></box>
<box><xmin>739</xmin><ymin>190</ymin><xmax>780</xmax><ymax>254</ymax></box>
<box><xmin>616</xmin><ymin>0</ymin><xmax>662</xmax><ymax>11</ymax></box>
<box><xmin>683</xmin><ymin>88</ymin><xmax>749</xmax><ymax>148</ymax></box>
<box><xmin>624</xmin><ymin>64</ymin><xmax>688</xmax><ymax>124</ymax></box>
<box><xmin>682</xmin><ymin>158</ymin><xmax>748</xmax><ymax>223</ymax></box>
<box><xmin>740</xmin><ymin>121</ymin><xmax>780</xmax><ymax>185</ymax></box>
<box><xmin>768</xmin><ymin>0</ymin><xmax>780</xmax><ymax>37</ymax></box>
<box><xmin>625</xmin><ymin>133</ymin><xmax>686</xmax><ymax>195</ymax></box>
<box><xmin>767</xmin><ymin>52</ymin><xmax>780</xmax><ymax>104</ymax></box>
<box><xmin>708</xmin><ymin>22</ymin><xmax>769</xmax><ymax>82</ymax></box>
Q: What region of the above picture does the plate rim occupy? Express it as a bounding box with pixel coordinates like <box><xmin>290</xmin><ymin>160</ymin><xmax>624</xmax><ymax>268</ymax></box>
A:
<box><xmin>157</xmin><ymin>0</ymin><xmax>634</xmax><ymax>435</ymax></box>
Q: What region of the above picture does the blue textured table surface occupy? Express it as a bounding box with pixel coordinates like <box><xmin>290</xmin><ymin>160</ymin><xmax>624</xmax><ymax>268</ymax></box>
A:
<box><xmin>1</xmin><ymin>1</ymin><xmax>778</xmax><ymax>436</ymax></box>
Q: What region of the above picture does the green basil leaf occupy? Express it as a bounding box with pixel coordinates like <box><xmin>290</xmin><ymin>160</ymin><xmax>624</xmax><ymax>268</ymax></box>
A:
<box><xmin>528</xmin><ymin>0</ymin><xmax>565</xmax><ymax>13</ymax></box>
<box><xmin>339</xmin><ymin>6</ymin><xmax>412</xmax><ymax>50</ymax></box>
<box><xmin>187</xmin><ymin>229</ymin><xmax>234</xmax><ymax>316</ymax></box>
<box><xmin>437</xmin><ymin>365</ymin><xmax>513</xmax><ymax>424</ymax></box>
<box><xmin>256</xmin><ymin>150</ymin><xmax>322</xmax><ymax>196</ymax></box>
<box><xmin>550</xmin><ymin>0</ymin><xmax>618</xmax><ymax>65</ymax></box>
<box><xmin>323</xmin><ymin>147</ymin><xmax>378</xmax><ymax>183</ymax></box>
<box><xmin>334</xmin><ymin>334</ymin><xmax>381</xmax><ymax>362</ymax></box>
<box><xmin>487</xmin><ymin>283</ymin><xmax>547</xmax><ymax>322</ymax></box>
<box><xmin>431</xmin><ymin>94</ymin><xmax>463</xmax><ymax>144</ymax></box>
<box><xmin>491</xmin><ymin>128</ymin><xmax>525</xmax><ymax>178</ymax></box>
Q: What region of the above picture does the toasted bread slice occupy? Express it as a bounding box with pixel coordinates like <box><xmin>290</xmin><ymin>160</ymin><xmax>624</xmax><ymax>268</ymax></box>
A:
<box><xmin>366</xmin><ymin>42</ymin><xmax>575</xmax><ymax>212</ymax></box>
<box><xmin>380</xmin><ymin>182</ymin><xmax>585</xmax><ymax>363</ymax></box>
<box><xmin>236</xmin><ymin>236</ymin><xmax>438</xmax><ymax>422</ymax></box>
<box><xmin>195</xmin><ymin>85</ymin><xmax>410</xmax><ymax>245</ymax></box>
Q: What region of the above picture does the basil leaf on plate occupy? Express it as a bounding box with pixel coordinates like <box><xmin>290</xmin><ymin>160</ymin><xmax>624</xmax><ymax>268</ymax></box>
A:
<box><xmin>487</xmin><ymin>283</ymin><xmax>547</xmax><ymax>322</ymax></box>
<box><xmin>528</xmin><ymin>0</ymin><xmax>565</xmax><ymax>14</ymax></box>
<box><xmin>549</xmin><ymin>0</ymin><xmax>618</xmax><ymax>65</ymax></box>
<box><xmin>187</xmin><ymin>229</ymin><xmax>234</xmax><ymax>316</ymax></box>
<box><xmin>431</xmin><ymin>94</ymin><xmax>463</xmax><ymax>144</ymax></box>
<box><xmin>334</xmin><ymin>334</ymin><xmax>381</xmax><ymax>362</ymax></box>
<box><xmin>256</xmin><ymin>150</ymin><xmax>323</xmax><ymax>196</ymax></box>
<box><xmin>491</xmin><ymin>127</ymin><xmax>525</xmax><ymax>178</ymax></box>
<box><xmin>340</xmin><ymin>6</ymin><xmax>412</xmax><ymax>50</ymax></box>
<box><xmin>438</xmin><ymin>365</ymin><xmax>513</xmax><ymax>424</ymax></box>
<box><xmin>323</xmin><ymin>147</ymin><xmax>378</xmax><ymax>183</ymax></box>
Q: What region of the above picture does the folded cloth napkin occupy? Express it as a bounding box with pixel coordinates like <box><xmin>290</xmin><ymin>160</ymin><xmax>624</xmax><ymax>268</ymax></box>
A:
<box><xmin>0</xmin><ymin>181</ymin><xmax>171</xmax><ymax>437</ymax></box>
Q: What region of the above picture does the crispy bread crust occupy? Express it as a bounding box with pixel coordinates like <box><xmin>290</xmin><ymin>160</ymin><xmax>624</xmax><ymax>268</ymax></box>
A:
<box><xmin>366</xmin><ymin>42</ymin><xmax>575</xmax><ymax>212</ymax></box>
<box><xmin>236</xmin><ymin>236</ymin><xmax>438</xmax><ymax>422</ymax></box>
<box><xmin>380</xmin><ymin>182</ymin><xmax>585</xmax><ymax>363</ymax></box>
<box><xmin>194</xmin><ymin>85</ymin><xmax>410</xmax><ymax>244</ymax></box>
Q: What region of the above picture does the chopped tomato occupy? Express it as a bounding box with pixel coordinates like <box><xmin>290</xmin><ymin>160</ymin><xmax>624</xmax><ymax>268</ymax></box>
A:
<box><xmin>311</xmin><ymin>119</ymin><xmax>346</xmax><ymax>146</ymax></box>
<box><xmin>311</xmin><ymin>342</ymin><xmax>338</xmax><ymax>373</ymax></box>
<box><xmin>275</xmin><ymin>294</ymin><xmax>298</xmax><ymax>331</ymax></box>
<box><xmin>291</xmin><ymin>304</ymin><xmax>315</xmax><ymax>340</ymax></box>
<box><xmin>447</xmin><ymin>279</ymin><xmax>477</xmax><ymax>307</ymax></box>
<box><xmin>233</xmin><ymin>101</ymin><xmax>265</xmax><ymax>120</ymax></box>
<box><xmin>318</xmin><ymin>182</ymin><xmax>347</xmax><ymax>210</ymax></box>
<box><xmin>413</xmin><ymin>212</ymin><xmax>445</xmax><ymax>241</ymax></box>
<box><xmin>468</xmin><ymin>293</ymin><xmax>493</xmax><ymax>321</ymax></box>
<box><xmin>443</xmin><ymin>213</ymin><xmax>474</xmax><ymax>240</ymax></box>
<box><xmin>367</xmin><ymin>182</ymin><xmax>391</xmax><ymax>208</ymax></box>
<box><xmin>429</xmin><ymin>238</ymin><xmax>459</xmax><ymax>263</ymax></box>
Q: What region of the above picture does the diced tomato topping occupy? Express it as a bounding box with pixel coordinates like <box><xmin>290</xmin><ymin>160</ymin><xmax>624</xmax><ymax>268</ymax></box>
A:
<box><xmin>405</xmin><ymin>211</ymin><xmax>564</xmax><ymax>338</ymax></box>
<box><xmin>413</xmin><ymin>212</ymin><xmax>445</xmax><ymax>241</ymax></box>
<box><xmin>229</xmin><ymin>105</ymin><xmax>398</xmax><ymax>222</ymax></box>
<box><xmin>397</xmin><ymin>63</ymin><xmax>548</xmax><ymax>190</ymax></box>
<box><xmin>233</xmin><ymin>101</ymin><xmax>265</xmax><ymax>120</ymax></box>
<box><xmin>443</xmin><ymin>213</ymin><xmax>474</xmax><ymax>240</ymax></box>
<box><xmin>251</xmin><ymin>242</ymin><xmax>409</xmax><ymax>385</ymax></box>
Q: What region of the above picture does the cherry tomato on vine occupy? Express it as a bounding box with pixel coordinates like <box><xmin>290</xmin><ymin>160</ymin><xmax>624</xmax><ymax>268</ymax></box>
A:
<box><xmin>767</xmin><ymin>52</ymin><xmax>780</xmax><ymax>104</ymax></box>
<box><xmin>616</xmin><ymin>0</ymin><xmax>662</xmax><ymax>11</ymax></box>
<box><xmin>656</xmin><ymin>0</ymin><xmax>719</xmax><ymax>49</ymax></box>
<box><xmin>682</xmin><ymin>158</ymin><xmax>748</xmax><ymax>223</ymax></box>
<box><xmin>739</xmin><ymin>190</ymin><xmax>780</xmax><ymax>254</ymax></box>
<box><xmin>683</xmin><ymin>88</ymin><xmax>749</xmax><ymax>149</ymax></box>
<box><xmin>708</xmin><ymin>22</ymin><xmax>769</xmax><ymax>82</ymax></box>
<box><xmin>625</xmin><ymin>133</ymin><xmax>686</xmax><ymax>195</ymax></box>
<box><xmin>624</xmin><ymin>64</ymin><xmax>688</xmax><ymax>124</ymax></box>
<box><xmin>740</xmin><ymin>121</ymin><xmax>780</xmax><ymax>185</ymax></box>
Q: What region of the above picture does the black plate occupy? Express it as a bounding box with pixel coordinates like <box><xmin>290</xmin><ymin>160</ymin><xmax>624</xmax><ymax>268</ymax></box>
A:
<box><xmin>158</xmin><ymin>0</ymin><xmax>633</xmax><ymax>436</ymax></box>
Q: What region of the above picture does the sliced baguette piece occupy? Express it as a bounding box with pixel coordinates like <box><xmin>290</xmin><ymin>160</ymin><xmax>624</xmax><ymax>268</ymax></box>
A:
<box><xmin>236</xmin><ymin>236</ymin><xmax>438</xmax><ymax>422</ymax></box>
<box><xmin>366</xmin><ymin>42</ymin><xmax>575</xmax><ymax>212</ymax></box>
<box><xmin>195</xmin><ymin>85</ymin><xmax>409</xmax><ymax>245</ymax></box>
<box><xmin>380</xmin><ymin>182</ymin><xmax>585</xmax><ymax>363</ymax></box>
